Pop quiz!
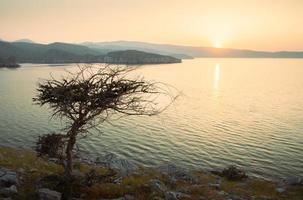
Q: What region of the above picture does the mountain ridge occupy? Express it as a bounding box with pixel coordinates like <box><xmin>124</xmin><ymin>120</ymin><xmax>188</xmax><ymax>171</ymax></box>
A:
<box><xmin>1</xmin><ymin>40</ymin><xmax>303</xmax><ymax>65</ymax></box>
<box><xmin>0</xmin><ymin>41</ymin><xmax>181</xmax><ymax>64</ymax></box>
<box><xmin>82</xmin><ymin>40</ymin><xmax>303</xmax><ymax>58</ymax></box>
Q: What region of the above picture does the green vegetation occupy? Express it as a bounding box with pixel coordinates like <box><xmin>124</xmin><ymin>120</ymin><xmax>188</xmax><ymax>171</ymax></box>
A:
<box><xmin>0</xmin><ymin>41</ymin><xmax>181</xmax><ymax>64</ymax></box>
<box><xmin>1</xmin><ymin>146</ymin><xmax>302</xmax><ymax>200</ymax></box>
<box><xmin>104</xmin><ymin>50</ymin><xmax>181</xmax><ymax>64</ymax></box>
<box><xmin>0</xmin><ymin>56</ymin><xmax>20</xmax><ymax>68</ymax></box>
<box><xmin>33</xmin><ymin>65</ymin><xmax>174</xmax><ymax>178</ymax></box>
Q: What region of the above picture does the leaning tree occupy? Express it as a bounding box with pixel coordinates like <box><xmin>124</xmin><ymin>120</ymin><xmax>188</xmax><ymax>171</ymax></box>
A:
<box><xmin>33</xmin><ymin>65</ymin><xmax>176</xmax><ymax>177</ymax></box>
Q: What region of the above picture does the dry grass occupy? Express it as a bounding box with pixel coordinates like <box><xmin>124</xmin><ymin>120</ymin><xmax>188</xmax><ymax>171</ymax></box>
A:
<box><xmin>0</xmin><ymin>146</ymin><xmax>63</xmax><ymax>174</ymax></box>
<box><xmin>1</xmin><ymin>147</ymin><xmax>302</xmax><ymax>200</ymax></box>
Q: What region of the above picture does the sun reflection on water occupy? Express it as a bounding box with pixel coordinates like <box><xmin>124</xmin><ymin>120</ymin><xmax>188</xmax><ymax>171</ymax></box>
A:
<box><xmin>214</xmin><ymin>63</ymin><xmax>220</xmax><ymax>90</ymax></box>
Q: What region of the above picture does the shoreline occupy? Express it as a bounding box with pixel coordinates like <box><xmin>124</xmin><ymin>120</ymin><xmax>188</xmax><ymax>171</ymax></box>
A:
<box><xmin>1</xmin><ymin>146</ymin><xmax>302</xmax><ymax>199</ymax></box>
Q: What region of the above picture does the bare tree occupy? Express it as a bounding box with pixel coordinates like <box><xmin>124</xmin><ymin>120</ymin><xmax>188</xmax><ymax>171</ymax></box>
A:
<box><xmin>33</xmin><ymin>64</ymin><xmax>176</xmax><ymax>177</ymax></box>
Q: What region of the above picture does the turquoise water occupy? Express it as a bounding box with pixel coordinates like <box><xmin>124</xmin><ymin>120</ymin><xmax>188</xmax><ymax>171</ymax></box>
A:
<box><xmin>0</xmin><ymin>58</ymin><xmax>303</xmax><ymax>180</ymax></box>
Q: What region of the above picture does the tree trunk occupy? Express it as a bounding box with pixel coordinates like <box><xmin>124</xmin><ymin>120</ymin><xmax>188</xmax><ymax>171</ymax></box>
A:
<box><xmin>65</xmin><ymin>126</ymin><xmax>78</xmax><ymax>177</ymax></box>
<box><xmin>65</xmin><ymin>134</ymin><xmax>76</xmax><ymax>177</ymax></box>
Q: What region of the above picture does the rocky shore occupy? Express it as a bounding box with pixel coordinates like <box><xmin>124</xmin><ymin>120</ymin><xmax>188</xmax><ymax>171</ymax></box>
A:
<box><xmin>0</xmin><ymin>147</ymin><xmax>302</xmax><ymax>200</ymax></box>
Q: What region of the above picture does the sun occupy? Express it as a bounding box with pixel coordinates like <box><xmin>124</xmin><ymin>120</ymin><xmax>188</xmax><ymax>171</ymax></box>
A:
<box><xmin>214</xmin><ymin>41</ymin><xmax>222</xmax><ymax>48</ymax></box>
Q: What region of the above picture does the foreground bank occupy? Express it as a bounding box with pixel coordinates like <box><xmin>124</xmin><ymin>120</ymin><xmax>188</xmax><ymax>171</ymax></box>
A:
<box><xmin>0</xmin><ymin>147</ymin><xmax>302</xmax><ymax>200</ymax></box>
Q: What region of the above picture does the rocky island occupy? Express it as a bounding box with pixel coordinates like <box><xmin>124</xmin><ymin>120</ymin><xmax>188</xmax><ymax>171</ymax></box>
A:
<box><xmin>0</xmin><ymin>56</ymin><xmax>20</xmax><ymax>68</ymax></box>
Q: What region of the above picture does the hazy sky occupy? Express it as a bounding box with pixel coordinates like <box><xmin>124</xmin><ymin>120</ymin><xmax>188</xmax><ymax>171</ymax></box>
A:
<box><xmin>1</xmin><ymin>0</ymin><xmax>303</xmax><ymax>50</ymax></box>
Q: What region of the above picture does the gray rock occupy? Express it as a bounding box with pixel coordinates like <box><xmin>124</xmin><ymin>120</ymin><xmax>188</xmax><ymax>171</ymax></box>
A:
<box><xmin>157</xmin><ymin>164</ymin><xmax>197</xmax><ymax>183</ymax></box>
<box><xmin>76</xmin><ymin>155</ymin><xmax>95</xmax><ymax>165</ymax></box>
<box><xmin>217</xmin><ymin>190</ymin><xmax>228</xmax><ymax>196</ymax></box>
<box><xmin>164</xmin><ymin>191</ymin><xmax>179</xmax><ymax>200</ymax></box>
<box><xmin>276</xmin><ymin>187</ymin><xmax>286</xmax><ymax>193</ymax></box>
<box><xmin>113</xmin><ymin>176</ymin><xmax>123</xmax><ymax>184</ymax></box>
<box><xmin>124</xmin><ymin>194</ymin><xmax>135</xmax><ymax>200</ymax></box>
<box><xmin>221</xmin><ymin>166</ymin><xmax>247</xmax><ymax>181</ymax></box>
<box><xmin>210</xmin><ymin>168</ymin><xmax>223</xmax><ymax>176</ymax></box>
<box><xmin>8</xmin><ymin>185</ymin><xmax>17</xmax><ymax>193</ymax></box>
<box><xmin>208</xmin><ymin>183</ymin><xmax>221</xmax><ymax>190</ymax></box>
<box><xmin>48</xmin><ymin>158</ymin><xmax>61</xmax><ymax>164</ymax></box>
<box><xmin>0</xmin><ymin>167</ymin><xmax>18</xmax><ymax>186</ymax></box>
<box><xmin>0</xmin><ymin>185</ymin><xmax>18</xmax><ymax>197</ymax></box>
<box><xmin>17</xmin><ymin>168</ymin><xmax>25</xmax><ymax>174</ymax></box>
<box><xmin>38</xmin><ymin>188</ymin><xmax>62</xmax><ymax>200</ymax></box>
<box><xmin>96</xmin><ymin>153</ymin><xmax>137</xmax><ymax>176</ymax></box>
<box><xmin>164</xmin><ymin>191</ymin><xmax>190</xmax><ymax>200</ymax></box>
<box><xmin>149</xmin><ymin>179</ymin><xmax>167</xmax><ymax>193</ymax></box>
<box><xmin>284</xmin><ymin>177</ymin><xmax>303</xmax><ymax>186</ymax></box>
<box><xmin>228</xmin><ymin>194</ymin><xmax>247</xmax><ymax>200</ymax></box>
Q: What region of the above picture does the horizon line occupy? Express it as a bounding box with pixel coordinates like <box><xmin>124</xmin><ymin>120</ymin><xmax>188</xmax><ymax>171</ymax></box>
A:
<box><xmin>1</xmin><ymin>38</ymin><xmax>303</xmax><ymax>53</ymax></box>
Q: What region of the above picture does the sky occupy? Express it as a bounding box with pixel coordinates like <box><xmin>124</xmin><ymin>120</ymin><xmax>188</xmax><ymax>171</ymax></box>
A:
<box><xmin>0</xmin><ymin>0</ymin><xmax>303</xmax><ymax>51</ymax></box>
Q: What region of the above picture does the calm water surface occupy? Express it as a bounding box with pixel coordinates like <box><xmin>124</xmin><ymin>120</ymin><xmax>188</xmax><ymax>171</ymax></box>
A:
<box><xmin>0</xmin><ymin>58</ymin><xmax>303</xmax><ymax>180</ymax></box>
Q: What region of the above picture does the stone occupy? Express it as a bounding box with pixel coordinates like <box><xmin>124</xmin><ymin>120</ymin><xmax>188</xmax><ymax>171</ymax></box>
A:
<box><xmin>164</xmin><ymin>191</ymin><xmax>190</xmax><ymax>200</ymax></box>
<box><xmin>208</xmin><ymin>183</ymin><xmax>221</xmax><ymax>190</ymax></box>
<box><xmin>0</xmin><ymin>185</ymin><xmax>18</xmax><ymax>197</ymax></box>
<box><xmin>124</xmin><ymin>194</ymin><xmax>135</xmax><ymax>200</ymax></box>
<box><xmin>96</xmin><ymin>153</ymin><xmax>137</xmax><ymax>176</ymax></box>
<box><xmin>210</xmin><ymin>168</ymin><xmax>223</xmax><ymax>176</ymax></box>
<box><xmin>149</xmin><ymin>179</ymin><xmax>167</xmax><ymax>193</ymax></box>
<box><xmin>164</xmin><ymin>191</ymin><xmax>179</xmax><ymax>200</ymax></box>
<box><xmin>0</xmin><ymin>167</ymin><xmax>18</xmax><ymax>187</ymax></box>
<box><xmin>8</xmin><ymin>185</ymin><xmax>17</xmax><ymax>193</ymax></box>
<box><xmin>113</xmin><ymin>176</ymin><xmax>123</xmax><ymax>184</ymax></box>
<box><xmin>48</xmin><ymin>158</ymin><xmax>61</xmax><ymax>164</ymax></box>
<box><xmin>157</xmin><ymin>164</ymin><xmax>197</xmax><ymax>183</ymax></box>
<box><xmin>17</xmin><ymin>168</ymin><xmax>25</xmax><ymax>174</ymax></box>
<box><xmin>284</xmin><ymin>177</ymin><xmax>303</xmax><ymax>186</ymax></box>
<box><xmin>75</xmin><ymin>154</ymin><xmax>95</xmax><ymax>165</ymax></box>
<box><xmin>228</xmin><ymin>194</ymin><xmax>247</xmax><ymax>200</ymax></box>
<box><xmin>38</xmin><ymin>188</ymin><xmax>62</xmax><ymax>200</ymax></box>
<box><xmin>217</xmin><ymin>190</ymin><xmax>228</xmax><ymax>196</ymax></box>
<box><xmin>276</xmin><ymin>187</ymin><xmax>286</xmax><ymax>193</ymax></box>
<box><xmin>221</xmin><ymin>166</ymin><xmax>247</xmax><ymax>181</ymax></box>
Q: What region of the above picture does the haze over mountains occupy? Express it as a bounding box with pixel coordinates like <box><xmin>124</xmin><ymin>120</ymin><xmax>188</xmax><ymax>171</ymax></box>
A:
<box><xmin>1</xmin><ymin>39</ymin><xmax>303</xmax><ymax>66</ymax></box>
<box><xmin>83</xmin><ymin>40</ymin><xmax>303</xmax><ymax>58</ymax></box>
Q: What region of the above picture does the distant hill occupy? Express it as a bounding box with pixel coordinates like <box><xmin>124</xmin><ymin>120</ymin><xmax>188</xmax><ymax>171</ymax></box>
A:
<box><xmin>2</xmin><ymin>40</ymin><xmax>303</xmax><ymax>66</ymax></box>
<box><xmin>83</xmin><ymin>41</ymin><xmax>303</xmax><ymax>58</ymax></box>
<box><xmin>104</xmin><ymin>50</ymin><xmax>181</xmax><ymax>64</ymax></box>
<box><xmin>0</xmin><ymin>41</ymin><xmax>181</xmax><ymax>64</ymax></box>
<box><xmin>83</xmin><ymin>41</ymin><xmax>192</xmax><ymax>58</ymax></box>
<box><xmin>169</xmin><ymin>54</ymin><xmax>194</xmax><ymax>59</ymax></box>
<box><xmin>14</xmin><ymin>39</ymin><xmax>35</xmax><ymax>43</ymax></box>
